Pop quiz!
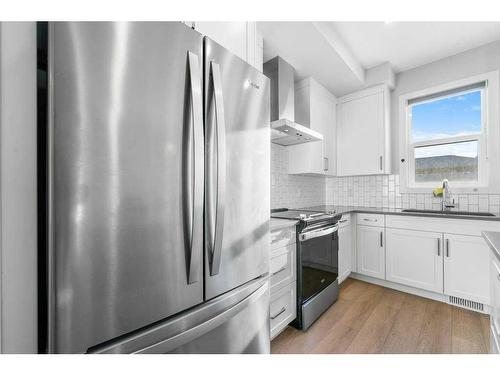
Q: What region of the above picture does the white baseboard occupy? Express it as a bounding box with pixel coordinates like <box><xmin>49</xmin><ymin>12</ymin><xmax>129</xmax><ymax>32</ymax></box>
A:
<box><xmin>349</xmin><ymin>272</ymin><xmax>491</xmax><ymax>315</ymax></box>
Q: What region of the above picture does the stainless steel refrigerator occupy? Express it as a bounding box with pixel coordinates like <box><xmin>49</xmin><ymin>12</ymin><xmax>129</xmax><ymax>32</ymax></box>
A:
<box><xmin>44</xmin><ymin>22</ymin><xmax>270</xmax><ymax>354</ymax></box>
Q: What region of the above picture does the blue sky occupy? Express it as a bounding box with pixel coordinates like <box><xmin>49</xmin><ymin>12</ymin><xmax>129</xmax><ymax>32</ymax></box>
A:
<box><xmin>411</xmin><ymin>90</ymin><xmax>481</xmax><ymax>158</ymax></box>
<box><xmin>411</xmin><ymin>90</ymin><xmax>481</xmax><ymax>142</ymax></box>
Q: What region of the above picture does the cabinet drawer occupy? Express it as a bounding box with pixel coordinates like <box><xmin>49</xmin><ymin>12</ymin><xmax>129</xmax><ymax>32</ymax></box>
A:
<box><xmin>357</xmin><ymin>213</ymin><xmax>385</xmax><ymax>227</ymax></box>
<box><xmin>270</xmin><ymin>283</ymin><xmax>296</xmax><ymax>340</ymax></box>
<box><xmin>338</xmin><ymin>214</ymin><xmax>351</xmax><ymax>228</ymax></box>
<box><xmin>271</xmin><ymin>225</ymin><xmax>296</xmax><ymax>251</ymax></box>
<box><xmin>270</xmin><ymin>244</ymin><xmax>296</xmax><ymax>294</ymax></box>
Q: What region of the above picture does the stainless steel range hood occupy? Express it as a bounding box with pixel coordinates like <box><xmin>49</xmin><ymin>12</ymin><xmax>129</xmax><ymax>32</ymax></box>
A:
<box><xmin>263</xmin><ymin>56</ymin><xmax>323</xmax><ymax>146</ymax></box>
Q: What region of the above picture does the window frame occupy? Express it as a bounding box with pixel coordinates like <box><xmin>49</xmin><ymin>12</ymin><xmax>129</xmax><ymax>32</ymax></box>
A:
<box><xmin>399</xmin><ymin>71</ymin><xmax>500</xmax><ymax>194</ymax></box>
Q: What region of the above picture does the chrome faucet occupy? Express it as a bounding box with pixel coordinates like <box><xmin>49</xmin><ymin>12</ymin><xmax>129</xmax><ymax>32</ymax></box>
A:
<box><xmin>442</xmin><ymin>179</ymin><xmax>455</xmax><ymax>211</ymax></box>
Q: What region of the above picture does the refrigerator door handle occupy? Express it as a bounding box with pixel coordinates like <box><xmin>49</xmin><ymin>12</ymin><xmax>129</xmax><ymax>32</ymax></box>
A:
<box><xmin>208</xmin><ymin>61</ymin><xmax>226</xmax><ymax>276</ymax></box>
<box><xmin>185</xmin><ymin>51</ymin><xmax>204</xmax><ymax>284</ymax></box>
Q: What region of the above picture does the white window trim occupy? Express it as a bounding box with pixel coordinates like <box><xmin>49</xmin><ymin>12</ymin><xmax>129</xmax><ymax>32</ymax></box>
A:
<box><xmin>399</xmin><ymin>71</ymin><xmax>500</xmax><ymax>194</ymax></box>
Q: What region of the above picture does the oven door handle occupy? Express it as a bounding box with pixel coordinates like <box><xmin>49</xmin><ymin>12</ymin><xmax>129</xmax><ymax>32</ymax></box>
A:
<box><xmin>299</xmin><ymin>226</ymin><xmax>338</xmax><ymax>242</ymax></box>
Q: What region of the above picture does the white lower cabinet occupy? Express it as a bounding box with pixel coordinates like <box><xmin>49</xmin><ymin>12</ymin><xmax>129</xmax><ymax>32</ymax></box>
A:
<box><xmin>444</xmin><ymin>234</ymin><xmax>491</xmax><ymax>305</ymax></box>
<box><xmin>269</xmin><ymin>221</ymin><xmax>297</xmax><ymax>340</ymax></box>
<box><xmin>386</xmin><ymin>228</ymin><xmax>443</xmax><ymax>293</ymax></box>
<box><xmin>270</xmin><ymin>244</ymin><xmax>296</xmax><ymax>294</ymax></box>
<box><xmin>338</xmin><ymin>216</ymin><xmax>352</xmax><ymax>284</ymax></box>
<box><xmin>491</xmin><ymin>256</ymin><xmax>500</xmax><ymax>353</ymax></box>
<box><xmin>270</xmin><ymin>283</ymin><xmax>296</xmax><ymax>340</ymax></box>
<box><xmin>356</xmin><ymin>225</ymin><xmax>385</xmax><ymax>280</ymax></box>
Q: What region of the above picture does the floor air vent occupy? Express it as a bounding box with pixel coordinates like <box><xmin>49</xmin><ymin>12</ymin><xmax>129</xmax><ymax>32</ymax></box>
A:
<box><xmin>448</xmin><ymin>296</ymin><xmax>484</xmax><ymax>312</ymax></box>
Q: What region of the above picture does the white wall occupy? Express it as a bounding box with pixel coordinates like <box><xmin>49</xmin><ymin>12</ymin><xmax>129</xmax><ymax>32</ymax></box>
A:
<box><xmin>390</xmin><ymin>39</ymin><xmax>500</xmax><ymax>173</ymax></box>
<box><xmin>0</xmin><ymin>22</ymin><xmax>38</xmax><ymax>353</ymax></box>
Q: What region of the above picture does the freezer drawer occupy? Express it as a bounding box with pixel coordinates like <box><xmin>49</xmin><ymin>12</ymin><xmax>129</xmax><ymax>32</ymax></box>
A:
<box><xmin>89</xmin><ymin>276</ymin><xmax>270</xmax><ymax>354</ymax></box>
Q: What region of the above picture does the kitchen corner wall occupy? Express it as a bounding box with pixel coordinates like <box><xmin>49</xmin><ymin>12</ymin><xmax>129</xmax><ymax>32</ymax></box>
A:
<box><xmin>325</xmin><ymin>174</ymin><xmax>500</xmax><ymax>215</ymax></box>
<box><xmin>271</xmin><ymin>143</ymin><xmax>326</xmax><ymax>209</ymax></box>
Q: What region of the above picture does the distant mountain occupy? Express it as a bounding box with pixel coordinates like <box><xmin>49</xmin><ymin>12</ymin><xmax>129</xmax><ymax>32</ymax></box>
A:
<box><xmin>415</xmin><ymin>155</ymin><xmax>477</xmax><ymax>182</ymax></box>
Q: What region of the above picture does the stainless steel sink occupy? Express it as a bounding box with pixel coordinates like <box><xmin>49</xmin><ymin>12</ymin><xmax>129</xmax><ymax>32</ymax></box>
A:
<box><xmin>402</xmin><ymin>208</ymin><xmax>495</xmax><ymax>217</ymax></box>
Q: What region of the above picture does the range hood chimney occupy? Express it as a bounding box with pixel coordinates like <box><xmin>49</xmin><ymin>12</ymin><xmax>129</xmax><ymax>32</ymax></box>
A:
<box><xmin>263</xmin><ymin>56</ymin><xmax>322</xmax><ymax>146</ymax></box>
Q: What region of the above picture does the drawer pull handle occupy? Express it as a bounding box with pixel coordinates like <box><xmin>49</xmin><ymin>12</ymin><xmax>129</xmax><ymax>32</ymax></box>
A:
<box><xmin>339</xmin><ymin>219</ymin><xmax>348</xmax><ymax>223</ymax></box>
<box><xmin>363</xmin><ymin>218</ymin><xmax>377</xmax><ymax>222</ymax></box>
<box><xmin>271</xmin><ymin>307</ymin><xmax>286</xmax><ymax>320</ymax></box>
<box><xmin>271</xmin><ymin>267</ymin><xmax>287</xmax><ymax>277</ymax></box>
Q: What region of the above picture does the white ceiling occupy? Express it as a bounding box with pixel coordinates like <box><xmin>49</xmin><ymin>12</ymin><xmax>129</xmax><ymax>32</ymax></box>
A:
<box><xmin>258</xmin><ymin>22</ymin><xmax>366</xmax><ymax>96</ymax></box>
<box><xmin>258</xmin><ymin>22</ymin><xmax>500</xmax><ymax>97</ymax></box>
<box><xmin>332</xmin><ymin>22</ymin><xmax>500</xmax><ymax>72</ymax></box>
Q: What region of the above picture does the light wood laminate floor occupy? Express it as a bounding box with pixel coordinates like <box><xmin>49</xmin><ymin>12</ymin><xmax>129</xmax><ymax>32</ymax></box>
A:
<box><xmin>271</xmin><ymin>278</ymin><xmax>490</xmax><ymax>354</ymax></box>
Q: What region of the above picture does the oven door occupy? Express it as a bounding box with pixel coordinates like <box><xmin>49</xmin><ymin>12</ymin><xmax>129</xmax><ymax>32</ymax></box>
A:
<box><xmin>298</xmin><ymin>224</ymin><xmax>339</xmax><ymax>303</ymax></box>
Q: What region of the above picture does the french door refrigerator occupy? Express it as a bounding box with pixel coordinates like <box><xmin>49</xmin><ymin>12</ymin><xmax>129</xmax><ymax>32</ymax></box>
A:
<box><xmin>43</xmin><ymin>22</ymin><xmax>270</xmax><ymax>354</ymax></box>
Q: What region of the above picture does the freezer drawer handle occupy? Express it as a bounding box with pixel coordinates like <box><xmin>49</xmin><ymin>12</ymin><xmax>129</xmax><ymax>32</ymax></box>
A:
<box><xmin>184</xmin><ymin>51</ymin><xmax>204</xmax><ymax>284</ymax></box>
<box><xmin>270</xmin><ymin>307</ymin><xmax>286</xmax><ymax>320</ymax></box>
<box><xmin>271</xmin><ymin>267</ymin><xmax>287</xmax><ymax>277</ymax></box>
<box><xmin>206</xmin><ymin>60</ymin><xmax>226</xmax><ymax>276</ymax></box>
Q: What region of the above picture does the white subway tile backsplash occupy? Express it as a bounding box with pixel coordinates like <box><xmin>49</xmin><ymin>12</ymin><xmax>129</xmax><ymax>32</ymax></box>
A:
<box><xmin>325</xmin><ymin>174</ymin><xmax>498</xmax><ymax>214</ymax></box>
<box><xmin>271</xmin><ymin>144</ymin><xmax>326</xmax><ymax>209</ymax></box>
<box><xmin>272</xmin><ymin>145</ymin><xmax>498</xmax><ymax>214</ymax></box>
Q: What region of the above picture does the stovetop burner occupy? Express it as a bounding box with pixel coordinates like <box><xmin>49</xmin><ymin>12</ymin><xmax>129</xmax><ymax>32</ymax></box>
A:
<box><xmin>271</xmin><ymin>208</ymin><xmax>336</xmax><ymax>221</ymax></box>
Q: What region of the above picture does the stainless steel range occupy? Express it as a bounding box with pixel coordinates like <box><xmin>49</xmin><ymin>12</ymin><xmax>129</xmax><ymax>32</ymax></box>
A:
<box><xmin>271</xmin><ymin>208</ymin><xmax>342</xmax><ymax>330</ymax></box>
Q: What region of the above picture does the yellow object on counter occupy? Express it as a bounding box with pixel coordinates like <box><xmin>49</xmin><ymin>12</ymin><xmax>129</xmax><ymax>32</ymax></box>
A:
<box><xmin>433</xmin><ymin>187</ymin><xmax>443</xmax><ymax>197</ymax></box>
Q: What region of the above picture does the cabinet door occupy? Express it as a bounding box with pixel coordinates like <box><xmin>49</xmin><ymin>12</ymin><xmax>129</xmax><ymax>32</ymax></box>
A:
<box><xmin>288</xmin><ymin>78</ymin><xmax>335</xmax><ymax>176</ymax></box>
<box><xmin>337</xmin><ymin>91</ymin><xmax>384</xmax><ymax>176</ymax></box>
<box><xmin>444</xmin><ymin>234</ymin><xmax>491</xmax><ymax>305</ymax></box>
<box><xmin>338</xmin><ymin>225</ymin><xmax>352</xmax><ymax>283</ymax></box>
<box><xmin>356</xmin><ymin>225</ymin><xmax>385</xmax><ymax>279</ymax></box>
<box><xmin>386</xmin><ymin>228</ymin><xmax>443</xmax><ymax>293</ymax></box>
<box><xmin>491</xmin><ymin>257</ymin><xmax>500</xmax><ymax>338</ymax></box>
<box><xmin>312</xmin><ymin>94</ymin><xmax>336</xmax><ymax>176</ymax></box>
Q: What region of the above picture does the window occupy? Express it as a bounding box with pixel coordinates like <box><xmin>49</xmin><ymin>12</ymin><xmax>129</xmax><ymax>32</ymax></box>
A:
<box><xmin>399</xmin><ymin>72</ymin><xmax>500</xmax><ymax>193</ymax></box>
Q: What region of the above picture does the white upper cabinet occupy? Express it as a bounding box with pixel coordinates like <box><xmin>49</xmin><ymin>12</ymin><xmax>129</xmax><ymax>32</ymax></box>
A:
<box><xmin>185</xmin><ymin>22</ymin><xmax>262</xmax><ymax>71</ymax></box>
<box><xmin>288</xmin><ymin>78</ymin><xmax>336</xmax><ymax>176</ymax></box>
<box><xmin>337</xmin><ymin>84</ymin><xmax>391</xmax><ymax>176</ymax></box>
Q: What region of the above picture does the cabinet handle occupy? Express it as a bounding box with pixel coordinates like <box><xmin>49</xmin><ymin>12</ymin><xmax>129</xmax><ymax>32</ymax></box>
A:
<box><xmin>437</xmin><ymin>238</ymin><xmax>441</xmax><ymax>256</ymax></box>
<box><xmin>380</xmin><ymin>232</ymin><xmax>383</xmax><ymax>247</ymax></box>
<box><xmin>379</xmin><ymin>156</ymin><xmax>383</xmax><ymax>170</ymax></box>
<box><xmin>363</xmin><ymin>218</ymin><xmax>377</xmax><ymax>222</ymax></box>
<box><xmin>446</xmin><ymin>239</ymin><xmax>450</xmax><ymax>257</ymax></box>
<box><xmin>497</xmin><ymin>273</ymin><xmax>500</xmax><ymax>283</ymax></box>
<box><xmin>271</xmin><ymin>266</ymin><xmax>287</xmax><ymax>277</ymax></box>
<box><xmin>339</xmin><ymin>219</ymin><xmax>348</xmax><ymax>223</ymax></box>
<box><xmin>271</xmin><ymin>307</ymin><xmax>286</xmax><ymax>320</ymax></box>
<box><xmin>323</xmin><ymin>157</ymin><xmax>329</xmax><ymax>172</ymax></box>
